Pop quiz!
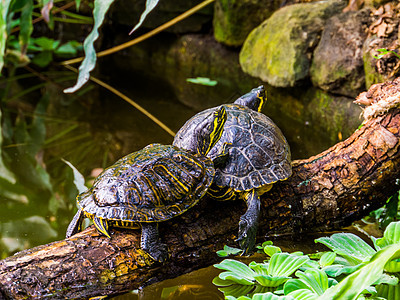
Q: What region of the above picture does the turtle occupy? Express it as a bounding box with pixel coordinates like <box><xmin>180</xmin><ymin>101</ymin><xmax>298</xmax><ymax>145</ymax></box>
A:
<box><xmin>173</xmin><ymin>86</ymin><xmax>292</xmax><ymax>254</ymax></box>
<box><xmin>66</xmin><ymin>106</ymin><xmax>227</xmax><ymax>262</ymax></box>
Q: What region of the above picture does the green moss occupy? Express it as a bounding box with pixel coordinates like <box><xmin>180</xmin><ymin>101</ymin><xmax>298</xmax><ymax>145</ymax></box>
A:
<box><xmin>239</xmin><ymin>0</ymin><xmax>344</xmax><ymax>87</ymax></box>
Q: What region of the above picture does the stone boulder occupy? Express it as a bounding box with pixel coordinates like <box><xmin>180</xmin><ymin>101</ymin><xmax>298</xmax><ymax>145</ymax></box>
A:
<box><xmin>239</xmin><ymin>0</ymin><xmax>345</xmax><ymax>87</ymax></box>
<box><xmin>213</xmin><ymin>0</ymin><xmax>284</xmax><ymax>47</ymax></box>
<box><xmin>310</xmin><ymin>9</ymin><xmax>370</xmax><ymax>98</ymax></box>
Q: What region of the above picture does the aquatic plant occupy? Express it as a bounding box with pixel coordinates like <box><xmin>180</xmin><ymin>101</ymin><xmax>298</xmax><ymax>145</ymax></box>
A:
<box><xmin>214</xmin><ymin>222</ymin><xmax>400</xmax><ymax>299</ymax></box>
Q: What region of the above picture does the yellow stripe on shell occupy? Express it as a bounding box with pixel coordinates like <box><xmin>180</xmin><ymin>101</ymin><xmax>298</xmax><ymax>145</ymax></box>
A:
<box><xmin>157</xmin><ymin>165</ymin><xmax>189</xmax><ymax>193</ymax></box>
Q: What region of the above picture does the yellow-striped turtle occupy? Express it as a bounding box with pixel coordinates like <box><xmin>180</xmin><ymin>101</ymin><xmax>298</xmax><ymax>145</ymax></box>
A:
<box><xmin>173</xmin><ymin>86</ymin><xmax>291</xmax><ymax>254</ymax></box>
<box><xmin>66</xmin><ymin>107</ymin><xmax>227</xmax><ymax>262</ymax></box>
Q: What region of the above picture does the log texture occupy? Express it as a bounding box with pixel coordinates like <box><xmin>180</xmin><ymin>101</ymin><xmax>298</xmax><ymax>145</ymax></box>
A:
<box><xmin>1</xmin><ymin>78</ymin><xmax>400</xmax><ymax>299</ymax></box>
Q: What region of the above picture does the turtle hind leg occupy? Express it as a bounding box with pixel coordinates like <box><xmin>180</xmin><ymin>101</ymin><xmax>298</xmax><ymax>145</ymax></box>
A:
<box><xmin>93</xmin><ymin>216</ymin><xmax>111</xmax><ymax>238</ymax></box>
<box><xmin>141</xmin><ymin>223</ymin><xmax>168</xmax><ymax>263</ymax></box>
<box><xmin>66</xmin><ymin>208</ymin><xmax>84</xmax><ymax>238</ymax></box>
<box><xmin>237</xmin><ymin>190</ymin><xmax>260</xmax><ymax>255</ymax></box>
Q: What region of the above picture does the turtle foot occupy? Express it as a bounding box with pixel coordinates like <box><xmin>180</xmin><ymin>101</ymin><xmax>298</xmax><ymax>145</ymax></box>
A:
<box><xmin>236</xmin><ymin>218</ymin><xmax>257</xmax><ymax>256</ymax></box>
<box><xmin>143</xmin><ymin>243</ymin><xmax>169</xmax><ymax>263</ymax></box>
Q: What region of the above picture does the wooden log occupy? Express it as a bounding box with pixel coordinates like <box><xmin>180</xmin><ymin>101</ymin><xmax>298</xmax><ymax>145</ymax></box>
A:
<box><xmin>1</xmin><ymin>78</ymin><xmax>400</xmax><ymax>299</ymax></box>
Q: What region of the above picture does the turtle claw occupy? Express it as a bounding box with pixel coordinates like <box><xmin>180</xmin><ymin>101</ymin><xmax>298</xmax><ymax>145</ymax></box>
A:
<box><xmin>236</xmin><ymin>218</ymin><xmax>257</xmax><ymax>256</ymax></box>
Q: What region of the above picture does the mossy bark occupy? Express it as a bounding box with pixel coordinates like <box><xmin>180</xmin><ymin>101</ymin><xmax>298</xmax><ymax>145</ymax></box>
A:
<box><xmin>1</xmin><ymin>78</ymin><xmax>400</xmax><ymax>299</ymax></box>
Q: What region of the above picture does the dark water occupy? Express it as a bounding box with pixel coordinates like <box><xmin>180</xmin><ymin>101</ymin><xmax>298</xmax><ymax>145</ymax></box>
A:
<box><xmin>0</xmin><ymin>69</ymin><xmax>348</xmax><ymax>298</ymax></box>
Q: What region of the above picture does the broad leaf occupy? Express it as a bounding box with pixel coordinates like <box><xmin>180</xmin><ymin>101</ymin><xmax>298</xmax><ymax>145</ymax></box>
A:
<box><xmin>284</xmin><ymin>269</ymin><xmax>335</xmax><ymax>297</ymax></box>
<box><xmin>62</xmin><ymin>159</ymin><xmax>87</xmax><ymax>194</ymax></box>
<box><xmin>252</xmin><ymin>293</ymin><xmax>294</xmax><ymax>300</ymax></box>
<box><xmin>214</xmin><ymin>259</ymin><xmax>256</xmax><ymax>285</ymax></box>
<box><xmin>319</xmin><ymin>252</ymin><xmax>336</xmax><ymax>268</ymax></box>
<box><xmin>253</xmin><ymin>274</ymin><xmax>290</xmax><ymax>288</ymax></box>
<box><xmin>64</xmin><ymin>0</ymin><xmax>114</xmax><ymax>93</ymax></box>
<box><xmin>319</xmin><ymin>243</ymin><xmax>400</xmax><ymax>300</ymax></box>
<box><xmin>322</xmin><ymin>264</ymin><xmax>362</xmax><ymax>277</ymax></box>
<box><xmin>286</xmin><ymin>289</ymin><xmax>317</xmax><ymax>300</ymax></box>
<box><xmin>19</xmin><ymin>0</ymin><xmax>33</xmax><ymax>53</ymax></box>
<box><xmin>217</xmin><ymin>245</ymin><xmax>243</xmax><ymax>257</ymax></box>
<box><xmin>218</xmin><ymin>284</ymin><xmax>254</xmax><ymax>298</ymax></box>
<box><xmin>315</xmin><ymin>233</ymin><xmax>376</xmax><ymax>265</ymax></box>
<box><xmin>375</xmin><ymin>221</ymin><xmax>400</xmax><ymax>272</ymax></box>
<box><xmin>268</xmin><ymin>253</ymin><xmax>309</xmax><ymax>277</ymax></box>
<box><xmin>186</xmin><ymin>77</ymin><xmax>218</xmax><ymax>86</ymax></box>
<box><xmin>264</xmin><ymin>245</ymin><xmax>282</xmax><ymax>257</ymax></box>
<box><xmin>0</xmin><ymin>0</ymin><xmax>12</xmax><ymax>73</ymax></box>
<box><xmin>129</xmin><ymin>0</ymin><xmax>159</xmax><ymax>34</ymax></box>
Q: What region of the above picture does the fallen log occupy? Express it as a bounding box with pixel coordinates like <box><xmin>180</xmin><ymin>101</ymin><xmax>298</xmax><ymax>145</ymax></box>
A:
<box><xmin>1</xmin><ymin>78</ymin><xmax>400</xmax><ymax>299</ymax></box>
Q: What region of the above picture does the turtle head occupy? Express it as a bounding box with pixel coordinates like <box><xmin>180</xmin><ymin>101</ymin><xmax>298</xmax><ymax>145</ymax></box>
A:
<box><xmin>234</xmin><ymin>85</ymin><xmax>266</xmax><ymax>112</ymax></box>
<box><xmin>197</xmin><ymin>106</ymin><xmax>227</xmax><ymax>156</ymax></box>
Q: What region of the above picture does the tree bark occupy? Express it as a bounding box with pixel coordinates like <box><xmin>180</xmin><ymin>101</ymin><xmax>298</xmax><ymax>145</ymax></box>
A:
<box><xmin>1</xmin><ymin>78</ymin><xmax>400</xmax><ymax>299</ymax></box>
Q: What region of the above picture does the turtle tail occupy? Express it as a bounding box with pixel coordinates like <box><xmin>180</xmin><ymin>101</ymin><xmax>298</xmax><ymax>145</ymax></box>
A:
<box><xmin>66</xmin><ymin>208</ymin><xmax>84</xmax><ymax>238</ymax></box>
<box><xmin>93</xmin><ymin>216</ymin><xmax>111</xmax><ymax>238</ymax></box>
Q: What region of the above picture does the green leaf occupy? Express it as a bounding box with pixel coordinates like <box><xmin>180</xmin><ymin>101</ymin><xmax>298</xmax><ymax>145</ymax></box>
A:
<box><xmin>253</xmin><ymin>274</ymin><xmax>290</xmax><ymax>288</ymax></box>
<box><xmin>322</xmin><ymin>264</ymin><xmax>361</xmax><ymax>277</ymax></box>
<box><xmin>214</xmin><ymin>259</ymin><xmax>256</xmax><ymax>279</ymax></box>
<box><xmin>31</xmin><ymin>51</ymin><xmax>53</xmax><ymax>67</ymax></box>
<box><xmin>0</xmin><ymin>0</ymin><xmax>12</xmax><ymax>73</ymax></box>
<box><xmin>217</xmin><ymin>245</ymin><xmax>243</xmax><ymax>257</ymax></box>
<box><xmin>55</xmin><ymin>41</ymin><xmax>80</xmax><ymax>56</ymax></box>
<box><xmin>319</xmin><ymin>243</ymin><xmax>400</xmax><ymax>300</ymax></box>
<box><xmin>218</xmin><ymin>284</ymin><xmax>254</xmax><ymax>298</ymax></box>
<box><xmin>219</xmin><ymin>272</ymin><xmax>255</xmax><ymax>286</ymax></box>
<box><xmin>375</xmin><ymin>283</ymin><xmax>400</xmax><ymax>299</ymax></box>
<box><xmin>264</xmin><ymin>245</ymin><xmax>282</xmax><ymax>257</ymax></box>
<box><xmin>0</xmin><ymin>106</ymin><xmax>16</xmax><ymax>183</ymax></box>
<box><xmin>315</xmin><ymin>233</ymin><xmax>376</xmax><ymax>265</ymax></box>
<box><xmin>64</xmin><ymin>0</ymin><xmax>114</xmax><ymax>93</ymax></box>
<box><xmin>62</xmin><ymin>159</ymin><xmax>87</xmax><ymax>194</ymax></box>
<box><xmin>252</xmin><ymin>293</ymin><xmax>294</xmax><ymax>300</ymax></box>
<box><xmin>376</xmin><ymin>221</ymin><xmax>400</xmax><ymax>247</ymax></box>
<box><xmin>19</xmin><ymin>0</ymin><xmax>33</xmax><ymax>53</ymax></box>
<box><xmin>129</xmin><ymin>0</ymin><xmax>159</xmax><ymax>34</ymax></box>
<box><xmin>186</xmin><ymin>77</ymin><xmax>218</xmax><ymax>86</ymax></box>
<box><xmin>33</xmin><ymin>36</ymin><xmax>59</xmax><ymax>51</ymax></box>
<box><xmin>268</xmin><ymin>253</ymin><xmax>310</xmax><ymax>277</ymax></box>
<box><xmin>319</xmin><ymin>252</ymin><xmax>336</xmax><ymax>268</ymax></box>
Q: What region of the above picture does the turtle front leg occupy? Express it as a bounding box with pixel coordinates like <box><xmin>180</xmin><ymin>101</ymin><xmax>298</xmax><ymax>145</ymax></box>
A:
<box><xmin>237</xmin><ymin>190</ymin><xmax>260</xmax><ymax>255</ymax></box>
<box><xmin>141</xmin><ymin>223</ymin><xmax>168</xmax><ymax>263</ymax></box>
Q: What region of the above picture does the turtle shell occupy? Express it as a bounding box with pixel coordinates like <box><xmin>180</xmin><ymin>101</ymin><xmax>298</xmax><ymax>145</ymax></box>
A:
<box><xmin>173</xmin><ymin>104</ymin><xmax>291</xmax><ymax>191</ymax></box>
<box><xmin>77</xmin><ymin>144</ymin><xmax>214</xmax><ymax>223</ymax></box>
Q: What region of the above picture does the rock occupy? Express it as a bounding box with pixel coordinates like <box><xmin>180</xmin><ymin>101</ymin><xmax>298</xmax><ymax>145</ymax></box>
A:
<box><xmin>108</xmin><ymin>0</ymin><xmax>213</xmax><ymax>34</ymax></box>
<box><xmin>239</xmin><ymin>0</ymin><xmax>346</xmax><ymax>87</ymax></box>
<box><xmin>363</xmin><ymin>28</ymin><xmax>400</xmax><ymax>88</ymax></box>
<box><xmin>213</xmin><ymin>0</ymin><xmax>284</xmax><ymax>47</ymax></box>
<box><xmin>303</xmin><ymin>88</ymin><xmax>363</xmax><ymax>143</ymax></box>
<box><xmin>310</xmin><ymin>9</ymin><xmax>370</xmax><ymax>98</ymax></box>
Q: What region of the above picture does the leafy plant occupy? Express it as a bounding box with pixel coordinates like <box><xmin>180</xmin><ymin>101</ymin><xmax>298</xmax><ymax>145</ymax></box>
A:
<box><xmin>214</xmin><ymin>223</ymin><xmax>400</xmax><ymax>299</ymax></box>
<box><xmin>217</xmin><ymin>245</ymin><xmax>243</xmax><ymax>257</ymax></box>
<box><xmin>373</xmin><ymin>48</ymin><xmax>400</xmax><ymax>60</ymax></box>
<box><xmin>186</xmin><ymin>77</ymin><xmax>218</xmax><ymax>86</ymax></box>
<box><xmin>64</xmin><ymin>0</ymin><xmax>160</xmax><ymax>93</ymax></box>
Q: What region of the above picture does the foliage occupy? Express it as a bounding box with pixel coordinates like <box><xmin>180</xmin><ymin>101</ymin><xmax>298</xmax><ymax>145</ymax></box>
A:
<box><xmin>214</xmin><ymin>222</ymin><xmax>400</xmax><ymax>299</ymax></box>
<box><xmin>186</xmin><ymin>77</ymin><xmax>218</xmax><ymax>86</ymax></box>
<box><xmin>64</xmin><ymin>0</ymin><xmax>160</xmax><ymax>93</ymax></box>
<box><xmin>1</xmin><ymin>0</ymin><xmax>159</xmax><ymax>75</ymax></box>
<box><xmin>367</xmin><ymin>191</ymin><xmax>400</xmax><ymax>230</ymax></box>
<box><xmin>217</xmin><ymin>245</ymin><xmax>243</xmax><ymax>257</ymax></box>
<box><xmin>373</xmin><ymin>49</ymin><xmax>400</xmax><ymax>60</ymax></box>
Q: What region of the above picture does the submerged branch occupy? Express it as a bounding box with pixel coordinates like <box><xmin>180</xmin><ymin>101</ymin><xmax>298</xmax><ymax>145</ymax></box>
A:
<box><xmin>1</xmin><ymin>78</ymin><xmax>400</xmax><ymax>299</ymax></box>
